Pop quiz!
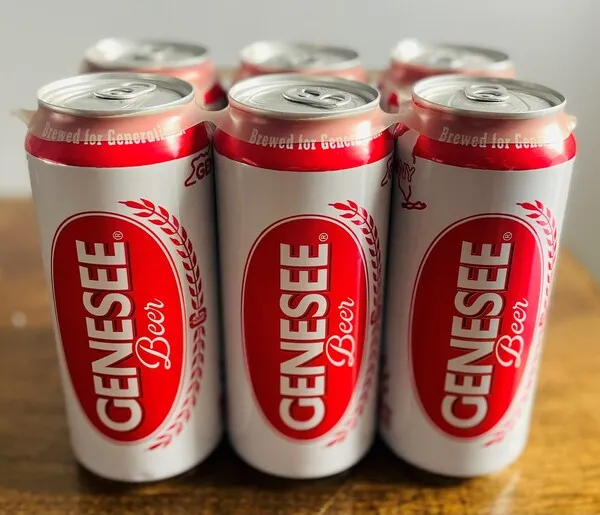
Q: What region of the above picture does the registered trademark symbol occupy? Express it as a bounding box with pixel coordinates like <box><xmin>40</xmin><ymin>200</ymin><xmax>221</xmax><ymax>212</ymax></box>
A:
<box><xmin>319</xmin><ymin>233</ymin><xmax>329</xmax><ymax>242</ymax></box>
<box><xmin>503</xmin><ymin>232</ymin><xmax>512</xmax><ymax>241</ymax></box>
<box><xmin>113</xmin><ymin>231</ymin><xmax>124</xmax><ymax>240</ymax></box>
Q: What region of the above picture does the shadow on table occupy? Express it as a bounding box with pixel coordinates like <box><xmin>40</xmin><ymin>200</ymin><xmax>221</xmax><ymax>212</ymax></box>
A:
<box><xmin>75</xmin><ymin>436</ymin><xmax>468</xmax><ymax>495</ymax></box>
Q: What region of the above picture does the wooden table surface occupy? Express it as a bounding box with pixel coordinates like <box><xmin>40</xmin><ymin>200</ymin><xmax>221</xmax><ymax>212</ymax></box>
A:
<box><xmin>1</xmin><ymin>198</ymin><xmax>599</xmax><ymax>515</ymax></box>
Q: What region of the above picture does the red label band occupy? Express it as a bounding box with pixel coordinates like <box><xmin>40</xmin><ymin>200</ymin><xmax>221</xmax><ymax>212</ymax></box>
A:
<box><xmin>26</xmin><ymin>123</ymin><xmax>210</xmax><ymax>168</ymax></box>
<box><xmin>412</xmin><ymin>133</ymin><xmax>576</xmax><ymax>171</ymax></box>
<box><xmin>215</xmin><ymin>129</ymin><xmax>394</xmax><ymax>171</ymax></box>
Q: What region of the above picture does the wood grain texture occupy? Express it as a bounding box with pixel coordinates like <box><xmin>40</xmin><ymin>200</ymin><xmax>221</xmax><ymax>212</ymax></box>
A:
<box><xmin>0</xmin><ymin>198</ymin><xmax>599</xmax><ymax>515</ymax></box>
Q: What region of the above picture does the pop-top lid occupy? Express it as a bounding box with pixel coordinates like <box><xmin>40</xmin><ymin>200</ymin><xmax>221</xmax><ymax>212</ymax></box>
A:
<box><xmin>413</xmin><ymin>75</ymin><xmax>566</xmax><ymax>119</ymax></box>
<box><xmin>37</xmin><ymin>72</ymin><xmax>194</xmax><ymax>117</ymax></box>
<box><xmin>392</xmin><ymin>39</ymin><xmax>512</xmax><ymax>71</ymax></box>
<box><xmin>240</xmin><ymin>41</ymin><xmax>361</xmax><ymax>70</ymax></box>
<box><xmin>84</xmin><ymin>38</ymin><xmax>209</xmax><ymax>70</ymax></box>
<box><xmin>228</xmin><ymin>73</ymin><xmax>379</xmax><ymax>119</ymax></box>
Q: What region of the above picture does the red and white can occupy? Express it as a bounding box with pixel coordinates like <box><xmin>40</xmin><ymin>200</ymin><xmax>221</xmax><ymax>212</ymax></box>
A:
<box><xmin>378</xmin><ymin>39</ymin><xmax>515</xmax><ymax>112</ymax></box>
<box><xmin>380</xmin><ymin>75</ymin><xmax>576</xmax><ymax>477</ymax></box>
<box><xmin>24</xmin><ymin>73</ymin><xmax>222</xmax><ymax>482</ymax></box>
<box><xmin>215</xmin><ymin>74</ymin><xmax>393</xmax><ymax>478</ymax></box>
<box><xmin>232</xmin><ymin>41</ymin><xmax>367</xmax><ymax>84</ymax></box>
<box><xmin>81</xmin><ymin>38</ymin><xmax>227</xmax><ymax>110</ymax></box>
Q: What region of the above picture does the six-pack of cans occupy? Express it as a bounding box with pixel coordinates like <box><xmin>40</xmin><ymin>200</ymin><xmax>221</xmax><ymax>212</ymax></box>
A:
<box><xmin>21</xmin><ymin>38</ymin><xmax>577</xmax><ymax>482</ymax></box>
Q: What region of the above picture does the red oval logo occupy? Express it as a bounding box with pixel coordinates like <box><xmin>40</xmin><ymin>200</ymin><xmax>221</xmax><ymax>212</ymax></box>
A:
<box><xmin>243</xmin><ymin>216</ymin><xmax>368</xmax><ymax>440</ymax></box>
<box><xmin>411</xmin><ymin>215</ymin><xmax>543</xmax><ymax>438</ymax></box>
<box><xmin>52</xmin><ymin>213</ymin><xmax>184</xmax><ymax>442</ymax></box>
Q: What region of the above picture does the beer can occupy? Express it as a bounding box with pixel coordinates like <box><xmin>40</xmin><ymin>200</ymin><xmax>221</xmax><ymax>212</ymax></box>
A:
<box><xmin>378</xmin><ymin>39</ymin><xmax>515</xmax><ymax>112</ymax></box>
<box><xmin>232</xmin><ymin>41</ymin><xmax>367</xmax><ymax>84</ymax></box>
<box><xmin>25</xmin><ymin>73</ymin><xmax>222</xmax><ymax>482</ymax></box>
<box><xmin>81</xmin><ymin>38</ymin><xmax>227</xmax><ymax>110</ymax></box>
<box><xmin>380</xmin><ymin>75</ymin><xmax>576</xmax><ymax>477</ymax></box>
<box><xmin>215</xmin><ymin>74</ymin><xmax>393</xmax><ymax>478</ymax></box>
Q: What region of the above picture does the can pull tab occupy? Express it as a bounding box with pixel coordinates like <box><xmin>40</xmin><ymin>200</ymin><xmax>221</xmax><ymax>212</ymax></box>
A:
<box><xmin>282</xmin><ymin>87</ymin><xmax>352</xmax><ymax>109</ymax></box>
<box><xmin>93</xmin><ymin>81</ymin><xmax>157</xmax><ymax>100</ymax></box>
<box><xmin>464</xmin><ymin>84</ymin><xmax>510</xmax><ymax>103</ymax></box>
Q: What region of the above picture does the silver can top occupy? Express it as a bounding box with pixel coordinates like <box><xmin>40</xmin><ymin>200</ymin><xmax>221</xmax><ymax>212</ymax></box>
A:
<box><xmin>240</xmin><ymin>41</ymin><xmax>361</xmax><ymax>71</ymax></box>
<box><xmin>228</xmin><ymin>74</ymin><xmax>379</xmax><ymax>119</ymax></box>
<box><xmin>413</xmin><ymin>75</ymin><xmax>566</xmax><ymax>119</ymax></box>
<box><xmin>392</xmin><ymin>38</ymin><xmax>512</xmax><ymax>72</ymax></box>
<box><xmin>84</xmin><ymin>38</ymin><xmax>208</xmax><ymax>70</ymax></box>
<box><xmin>37</xmin><ymin>72</ymin><xmax>194</xmax><ymax>117</ymax></box>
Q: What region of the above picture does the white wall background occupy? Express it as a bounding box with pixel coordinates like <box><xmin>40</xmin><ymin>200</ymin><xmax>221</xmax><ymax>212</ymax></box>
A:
<box><xmin>1</xmin><ymin>0</ymin><xmax>598</xmax><ymax>280</ymax></box>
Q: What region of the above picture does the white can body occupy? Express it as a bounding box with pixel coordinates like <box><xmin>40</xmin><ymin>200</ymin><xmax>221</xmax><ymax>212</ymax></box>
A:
<box><xmin>215</xmin><ymin>146</ymin><xmax>392</xmax><ymax>479</ymax></box>
<box><xmin>27</xmin><ymin>148</ymin><xmax>222</xmax><ymax>482</ymax></box>
<box><xmin>380</xmin><ymin>129</ymin><xmax>576</xmax><ymax>477</ymax></box>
